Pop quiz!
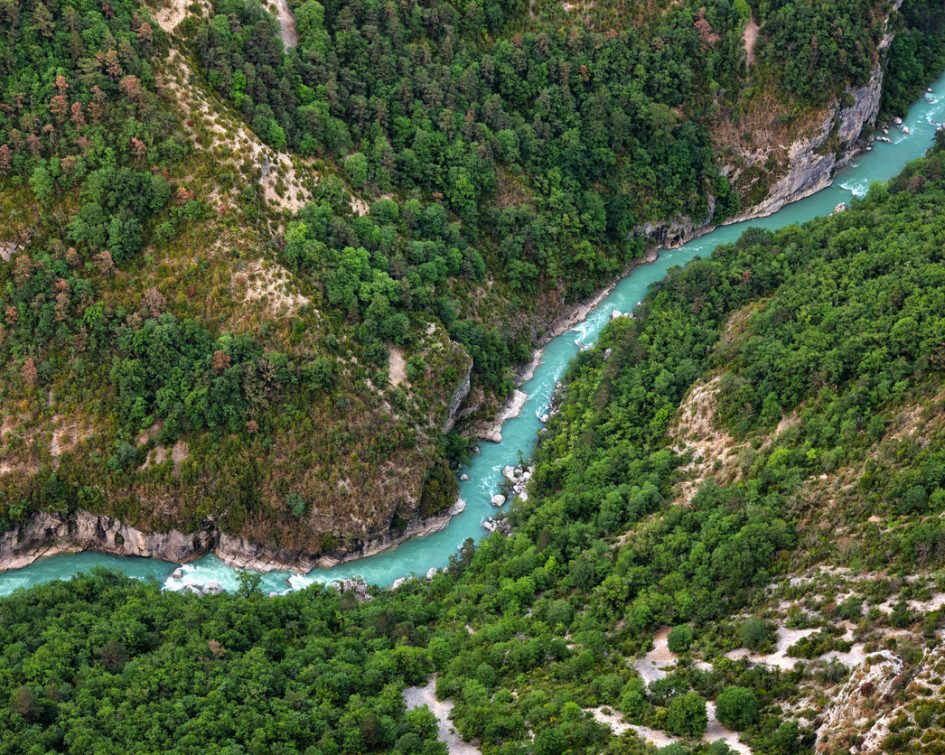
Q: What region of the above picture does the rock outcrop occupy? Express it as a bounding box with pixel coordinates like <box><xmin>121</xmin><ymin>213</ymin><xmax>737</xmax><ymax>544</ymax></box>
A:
<box><xmin>0</xmin><ymin>511</ymin><xmax>217</xmax><ymax>570</ymax></box>
<box><xmin>815</xmin><ymin>650</ymin><xmax>906</xmax><ymax>753</ymax></box>
<box><xmin>0</xmin><ymin>507</ymin><xmax>456</xmax><ymax>574</ymax></box>
<box><xmin>634</xmin><ymin>194</ymin><xmax>717</xmax><ymax>250</ymax></box>
<box><xmin>736</xmin><ymin>61</ymin><xmax>885</xmax><ymax>220</ymax></box>
<box><xmin>475</xmin><ymin>388</ymin><xmax>528</xmax><ymax>442</ymax></box>
<box><xmin>730</xmin><ymin>2</ymin><xmax>901</xmax><ymax>220</ymax></box>
<box><xmin>443</xmin><ymin>361</ymin><xmax>473</xmax><ymax>432</ymax></box>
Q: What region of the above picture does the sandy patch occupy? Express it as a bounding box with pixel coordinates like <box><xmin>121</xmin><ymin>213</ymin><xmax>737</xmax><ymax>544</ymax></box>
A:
<box><xmin>49</xmin><ymin>415</ymin><xmax>92</xmax><ymax>466</ymax></box>
<box><xmin>743</xmin><ymin>16</ymin><xmax>759</xmax><ymax>66</ymax></box>
<box><xmin>141</xmin><ymin>445</ymin><xmax>169</xmax><ymax>469</ymax></box>
<box><xmin>158</xmin><ymin>49</ymin><xmax>312</xmax><ymax>213</ymax></box>
<box><xmin>172</xmin><ymin>440</ymin><xmax>188</xmax><ymax>479</ymax></box>
<box><xmin>265</xmin><ymin>0</ymin><xmax>297</xmax><ymax>47</ymax></box>
<box><xmin>589</xmin><ymin>703</ymin><xmax>750</xmax><ymax>753</ymax></box>
<box><xmin>633</xmin><ymin>626</ymin><xmax>677</xmax><ymax>684</ymax></box>
<box><xmin>388</xmin><ymin>347</ymin><xmax>407</xmax><ymax>388</ymax></box>
<box><xmin>235</xmin><ymin>259</ymin><xmax>309</xmax><ymax>317</ymax></box>
<box><xmin>726</xmin><ymin>626</ymin><xmax>818</xmax><ymax>670</ymax></box>
<box><xmin>350</xmin><ymin>196</ymin><xmax>370</xmax><ymax>216</ymax></box>
<box><xmin>670</xmin><ymin>376</ymin><xmax>743</xmax><ymax>504</ymax></box>
<box><xmin>404</xmin><ymin>678</ymin><xmax>480</xmax><ymax>754</ymax></box>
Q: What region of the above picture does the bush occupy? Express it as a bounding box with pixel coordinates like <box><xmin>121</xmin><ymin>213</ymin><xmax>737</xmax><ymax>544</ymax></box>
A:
<box><xmin>738</xmin><ymin>617</ymin><xmax>773</xmax><ymax>651</ymax></box>
<box><xmin>665</xmin><ymin>691</ymin><xmax>708</xmax><ymax>737</ymax></box>
<box><xmin>715</xmin><ymin>686</ymin><xmax>760</xmax><ymax>731</ymax></box>
<box><xmin>667</xmin><ymin>625</ymin><xmax>694</xmax><ymax>654</ymax></box>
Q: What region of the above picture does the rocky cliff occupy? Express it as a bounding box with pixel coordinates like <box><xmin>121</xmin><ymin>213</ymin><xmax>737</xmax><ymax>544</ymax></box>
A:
<box><xmin>0</xmin><ymin>512</ymin><xmax>216</xmax><ymax>571</ymax></box>
<box><xmin>726</xmin><ymin>1</ymin><xmax>902</xmax><ymax>220</ymax></box>
<box><xmin>733</xmin><ymin>59</ymin><xmax>886</xmax><ymax>221</ymax></box>
<box><xmin>0</xmin><ymin>509</ymin><xmax>454</xmax><ymax>574</ymax></box>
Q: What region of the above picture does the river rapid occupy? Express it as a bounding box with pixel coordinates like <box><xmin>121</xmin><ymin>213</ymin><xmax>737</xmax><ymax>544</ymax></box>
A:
<box><xmin>3</xmin><ymin>77</ymin><xmax>945</xmax><ymax>598</ymax></box>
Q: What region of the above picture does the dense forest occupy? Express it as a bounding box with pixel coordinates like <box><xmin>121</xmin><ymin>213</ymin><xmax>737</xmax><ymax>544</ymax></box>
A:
<box><xmin>1</xmin><ymin>0</ymin><xmax>945</xmax><ymax>749</ymax></box>
<box><xmin>3</xmin><ymin>0</ymin><xmax>940</xmax><ymax>556</ymax></box>
<box><xmin>3</xmin><ymin>138</ymin><xmax>945</xmax><ymax>752</ymax></box>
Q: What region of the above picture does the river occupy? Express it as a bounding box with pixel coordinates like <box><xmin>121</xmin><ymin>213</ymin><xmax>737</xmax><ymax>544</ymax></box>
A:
<box><xmin>3</xmin><ymin>77</ymin><xmax>945</xmax><ymax>598</ymax></box>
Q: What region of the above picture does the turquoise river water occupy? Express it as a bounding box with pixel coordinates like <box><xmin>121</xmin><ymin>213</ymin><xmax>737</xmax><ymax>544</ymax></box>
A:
<box><xmin>3</xmin><ymin>75</ymin><xmax>945</xmax><ymax>598</ymax></box>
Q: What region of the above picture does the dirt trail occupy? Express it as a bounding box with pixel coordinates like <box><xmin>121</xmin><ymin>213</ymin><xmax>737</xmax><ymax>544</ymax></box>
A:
<box><xmin>633</xmin><ymin>626</ymin><xmax>677</xmax><ymax>684</ymax></box>
<box><xmin>404</xmin><ymin>678</ymin><xmax>480</xmax><ymax>754</ymax></box>
<box><xmin>725</xmin><ymin>626</ymin><xmax>818</xmax><ymax>670</ymax></box>
<box><xmin>589</xmin><ymin>704</ymin><xmax>750</xmax><ymax>753</ymax></box>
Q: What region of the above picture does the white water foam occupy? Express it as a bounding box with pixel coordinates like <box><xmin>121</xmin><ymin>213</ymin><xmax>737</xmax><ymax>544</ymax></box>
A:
<box><xmin>840</xmin><ymin>179</ymin><xmax>870</xmax><ymax>198</ymax></box>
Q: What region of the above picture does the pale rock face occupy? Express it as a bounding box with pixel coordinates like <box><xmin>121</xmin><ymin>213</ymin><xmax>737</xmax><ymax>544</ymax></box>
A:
<box><xmin>0</xmin><ymin>511</ymin><xmax>216</xmax><ymax>569</ymax></box>
<box><xmin>443</xmin><ymin>361</ymin><xmax>473</xmax><ymax>432</ymax></box>
<box><xmin>742</xmin><ymin>61</ymin><xmax>884</xmax><ymax>220</ymax></box>
<box><xmin>0</xmin><ymin>506</ymin><xmax>458</xmax><ymax>574</ymax></box>
<box><xmin>816</xmin><ymin>650</ymin><xmax>905</xmax><ymax>753</ymax></box>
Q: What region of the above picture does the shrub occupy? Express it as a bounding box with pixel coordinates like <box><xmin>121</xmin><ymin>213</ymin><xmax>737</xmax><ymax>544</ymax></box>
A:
<box><xmin>715</xmin><ymin>686</ymin><xmax>760</xmax><ymax>730</ymax></box>
<box><xmin>665</xmin><ymin>691</ymin><xmax>708</xmax><ymax>737</ymax></box>
<box><xmin>667</xmin><ymin>625</ymin><xmax>694</xmax><ymax>654</ymax></box>
<box><xmin>738</xmin><ymin>617</ymin><xmax>772</xmax><ymax>651</ymax></box>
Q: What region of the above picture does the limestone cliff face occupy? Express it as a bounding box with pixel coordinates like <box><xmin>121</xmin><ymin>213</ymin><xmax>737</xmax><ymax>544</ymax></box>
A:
<box><xmin>729</xmin><ymin>0</ymin><xmax>901</xmax><ymax>221</ymax></box>
<box><xmin>634</xmin><ymin>193</ymin><xmax>718</xmax><ymax>250</ymax></box>
<box><xmin>443</xmin><ymin>361</ymin><xmax>473</xmax><ymax>433</ymax></box>
<box><xmin>0</xmin><ymin>512</ymin><xmax>216</xmax><ymax>570</ymax></box>
<box><xmin>0</xmin><ymin>509</ymin><xmax>454</xmax><ymax>573</ymax></box>
<box><xmin>735</xmin><ymin>60</ymin><xmax>885</xmax><ymax>220</ymax></box>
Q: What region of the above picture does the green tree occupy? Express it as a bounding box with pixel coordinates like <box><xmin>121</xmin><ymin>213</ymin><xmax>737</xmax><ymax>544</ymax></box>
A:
<box><xmin>715</xmin><ymin>686</ymin><xmax>760</xmax><ymax>731</ymax></box>
<box><xmin>738</xmin><ymin>617</ymin><xmax>772</xmax><ymax>652</ymax></box>
<box><xmin>667</xmin><ymin>625</ymin><xmax>694</xmax><ymax>654</ymax></box>
<box><xmin>665</xmin><ymin>691</ymin><xmax>708</xmax><ymax>737</ymax></box>
<box><xmin>345</xmin><ymin>152</ymin><xmax>369</xmax><ymax>189</ymax></box>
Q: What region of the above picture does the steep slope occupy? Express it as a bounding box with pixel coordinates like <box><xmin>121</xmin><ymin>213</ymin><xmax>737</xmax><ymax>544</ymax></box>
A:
<box><xmin>2</xmin><ymin>131</ymin><xmax>945</xmax><ymax>754</ymax></box>
<box><xmin>0</xmin><ymin>0</ymin><xmax>471</xmax><ymax>567</ymax></box>
<box><xmin>1</xmin><ymin>0</ymin><xmax>944</xmax><ymax>567</ymax></box>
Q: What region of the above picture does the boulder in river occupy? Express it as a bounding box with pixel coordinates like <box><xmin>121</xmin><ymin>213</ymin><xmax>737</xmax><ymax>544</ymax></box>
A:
<box><xmin>491</xmin><ymin>494</ymin><xmax>506</xmax><ymax>507</ymax></box>
<box><xmin>482</xmin><ymin>517</ymin><xmax>512</xmax><ymax>535</ymax></box>
<box><xmin>184</xmin><ymin>580</ymin><xmax>224</xmax><ymax>597</ymax></box>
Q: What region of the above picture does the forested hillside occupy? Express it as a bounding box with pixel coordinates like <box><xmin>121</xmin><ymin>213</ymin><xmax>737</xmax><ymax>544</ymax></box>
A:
<box><xmin>3</xmin><ymin>140</ymin><xmax>945</xmax><ymax>753</ymax></box>
<box><xmin>0</xmin><ymin>0</ymin><xmax>943</xmax><ymax>567</ymax></box>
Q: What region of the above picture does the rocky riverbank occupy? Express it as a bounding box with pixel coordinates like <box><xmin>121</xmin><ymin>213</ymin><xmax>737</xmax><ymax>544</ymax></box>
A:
<box><xmin>0</xmin><ymin>508</ymin><xmax>454</xmax><ymax>575</ymax></box>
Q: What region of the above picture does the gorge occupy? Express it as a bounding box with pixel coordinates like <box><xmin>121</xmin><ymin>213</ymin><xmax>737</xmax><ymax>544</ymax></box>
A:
<box><xmin>3</xmin><ymin>68</ymin><xmax>944</xmax><ymax>598</ymax></box>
